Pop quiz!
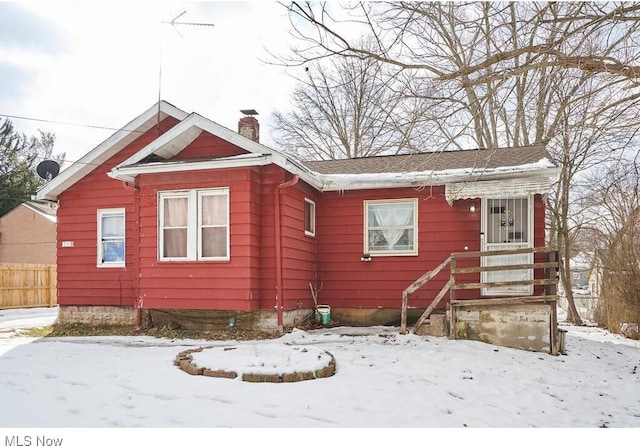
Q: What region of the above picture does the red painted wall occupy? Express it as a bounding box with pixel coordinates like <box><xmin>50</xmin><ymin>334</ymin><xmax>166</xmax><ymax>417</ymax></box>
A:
<box><xmin>56</xmin><ymin>117</ymin><xmax>180</xmax><ymax>306</ymax></box>
<box><xmin>315</xmin><ymin>191</ymin><xmax>546</xmax><ymax>309</ymax></box>
<box><xmin>136</xmin><ymin>166</ymin><xmax>262</xmax><ymax>310</ymax></box>
<box><xmin>313</xmin><ymin>187</ymin><xmax>481</xmax><ymax>310</ymax></box>
<box><xmin>173</xmin><ymin>133</ymin><xmax>246</xmax><ymax>159</ymax></box>
<box><xmin>58</xmin><ymin>119</ymin><xmax>548</xmax><ymax>317</ymax></box>
<box><xmin>258</xmin><ymin>166</ymin><xmax>318</xmax><ymax>312</ymax></box>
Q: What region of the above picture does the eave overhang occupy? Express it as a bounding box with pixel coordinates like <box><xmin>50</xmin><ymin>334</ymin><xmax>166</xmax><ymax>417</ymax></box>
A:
<box><xmin>109</xmin><ymin>153</ymin><xmax>273</xmax><ymax>182</ymax></box>
<box><xmin>35</xmin><ymin>101</ymin><xmax>188</xmax><ymax>201</ymax></box>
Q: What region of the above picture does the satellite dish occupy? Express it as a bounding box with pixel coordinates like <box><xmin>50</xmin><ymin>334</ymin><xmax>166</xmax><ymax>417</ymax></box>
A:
<box><xmin>36</xmin><ymin>160</ymin><xmax>61</xmax><ymax>180</ymax></box>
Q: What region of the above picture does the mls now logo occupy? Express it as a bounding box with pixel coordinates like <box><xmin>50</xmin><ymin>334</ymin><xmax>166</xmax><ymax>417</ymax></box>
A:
<box><xmin>5</xmin><ymin>437</ymin><xmax>63</xmax><ymax>446</ymax></box>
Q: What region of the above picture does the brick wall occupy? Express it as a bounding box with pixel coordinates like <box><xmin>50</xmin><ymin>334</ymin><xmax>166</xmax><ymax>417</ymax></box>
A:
<box><xmin>0</xmin><ymin>204</ymin><xmax>56</xmax><ymax>264</ymax></box>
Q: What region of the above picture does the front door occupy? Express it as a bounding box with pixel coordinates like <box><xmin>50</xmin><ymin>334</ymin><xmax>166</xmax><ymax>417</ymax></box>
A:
<box><xmin>481</xmin><ymin>196</ymin><xmax>533</xmax><ymax>296</ymax></box>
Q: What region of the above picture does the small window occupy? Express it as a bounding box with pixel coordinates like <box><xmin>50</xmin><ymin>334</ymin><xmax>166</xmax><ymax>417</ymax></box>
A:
<box><xmin>98</xmin><ymin>208</ymin><xmax>125</xmax><ymax>267</ymax></box>
<box><xmin>364</xmin><ymin>199</ymin><xmax>417</xmax><ymax>256</ymax></box>
<box><xmin>159</xmin><ymin>188</ymin><xmax>229</xmax><ymax>261</ymax></box>
<box><xmin>304</xmin><ymin>198</ymin><xmax>316</xmax><ymax>236</ymax></box>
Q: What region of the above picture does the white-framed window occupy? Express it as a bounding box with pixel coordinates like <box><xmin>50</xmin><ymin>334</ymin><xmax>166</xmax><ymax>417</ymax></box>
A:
<box><xmin>364</xmin><ymin>198</ymin><xmax>418</xmax><ymax>256</ymax></box>
<box><xmin>159</xmin><ymin>188</ymin><xmax>229</xmax><ymax>261</ymax></box>
<box><xmin>304</xmin><ymin>198</ymin><xmax>316</xmax><ymax>236</ymax></box>
<box><xmin>97</xmin><ymin>208</ymin><xmax>125</xmax><ymax>267</ymax></box>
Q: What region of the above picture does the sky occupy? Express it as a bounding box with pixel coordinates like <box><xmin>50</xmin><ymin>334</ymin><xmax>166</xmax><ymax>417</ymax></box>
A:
<box><xmin>0</xmin><ymin>306</ymin><xmax>639</xmax><ymax>443</ymax></box>
<box><xmin>0</xmin><ymin>1</ymin><xmax>300</xmax><ymax>168</ymax></box>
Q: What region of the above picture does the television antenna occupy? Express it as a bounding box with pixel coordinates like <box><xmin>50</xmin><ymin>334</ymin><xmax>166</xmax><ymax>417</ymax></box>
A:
<box><xmin>157</xmin><ymin>11</ymin><xmax>215</xmax><ymax>132</ymax></box>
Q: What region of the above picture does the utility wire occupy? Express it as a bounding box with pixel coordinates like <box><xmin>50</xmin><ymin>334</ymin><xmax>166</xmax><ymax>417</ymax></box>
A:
<box><xmin>0</xmin><ymin>113</ymin><xmax>147</xmax><ymax>135</ymax></box>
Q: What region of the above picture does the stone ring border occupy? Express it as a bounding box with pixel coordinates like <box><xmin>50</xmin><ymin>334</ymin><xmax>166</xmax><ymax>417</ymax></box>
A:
<box><xmin>174</xmin><ymin>346</ymin><xmax>337</xmax><ymax>383</ymax></box>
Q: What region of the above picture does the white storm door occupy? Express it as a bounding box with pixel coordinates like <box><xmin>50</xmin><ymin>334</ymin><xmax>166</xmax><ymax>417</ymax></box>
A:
<box><xmin>481</xmin><ymin>197</ymin><xmax>533</xmax><ymax>296</ymax></box>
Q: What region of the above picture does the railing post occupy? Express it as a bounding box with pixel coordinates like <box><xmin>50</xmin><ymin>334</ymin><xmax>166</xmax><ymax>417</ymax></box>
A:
<box><xmin>449</xmin><ymin>255</ymin><xmax>457</xmax><ymax>303</ymax></box>
<box><xmin>545</xmin><ymin>249</ymin><xmax>558</xmax><ymax>296</ymax></box>
<box><xmin>400</xmin><ymin>290</ymin><xmax>408</xmax><ymax>334</ymax></box>
<box><xmin>449</xmin><ymin>255</ymin><xmax>457</xmax><ymax>339</ymax></box>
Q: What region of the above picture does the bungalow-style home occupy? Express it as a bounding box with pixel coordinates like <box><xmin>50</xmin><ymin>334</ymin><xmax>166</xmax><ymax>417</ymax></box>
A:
<box><xmin>36</xmin><ymin>101</ymin><xmax>560</xmax><ymax>338</ymax></box>
<box><xmin>0</xmin><ymin>201</ymin><xmax>57</xmax><ymax>264</ymax></box>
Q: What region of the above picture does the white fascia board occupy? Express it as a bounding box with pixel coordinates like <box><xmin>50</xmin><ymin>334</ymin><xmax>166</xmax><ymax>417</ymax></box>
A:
<box><xmin>112</xmin><ymin>112</ymin><xmax>325</xmax><ymax>190</ymax></box>
<box><xmin>109</xmin><ymin>153</ymin><xmax>273</xmax><ymax>182</ymax></box>
<box><xmin>173</xmin><ymin>114</ymin><xmax>325</xmax><ymax>189</ymax></box>
<box><xmin>35</xmin><ymin>101</ymin><xmax>188</xmax><ymax>201</ymax></box>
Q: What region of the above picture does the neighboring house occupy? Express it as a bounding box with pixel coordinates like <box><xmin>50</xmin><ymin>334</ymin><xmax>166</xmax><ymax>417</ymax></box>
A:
<box><xmin>0</xmin><ymin>201</ymin><xmax>57</xmax><ymax>264</ymax></box>
<box><xmin>558</xmin><ymin>252</ymin><xmax>602</xmax><ymax>321</ymax></box>
<box><xmin>36</xmin><ymin>101</ymin><xmax>559</xmax><ymax>332</ymax></box>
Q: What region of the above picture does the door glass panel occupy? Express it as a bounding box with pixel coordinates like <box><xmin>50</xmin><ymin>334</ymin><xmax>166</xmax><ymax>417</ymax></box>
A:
<box><xmin>486</xmin><ymin>198</ymin><xmax>528</xmax><ymax>244</ymax></box>
<box><xmin>483</xmin><ymin>197</ymin><xmax>532</xmax><ymax>296</ymax></box>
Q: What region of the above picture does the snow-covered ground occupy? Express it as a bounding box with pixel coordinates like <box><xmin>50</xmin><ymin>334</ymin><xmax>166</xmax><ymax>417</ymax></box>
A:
<box><xmin>0</xmin><ymin>307</ymin><xmax>638</xmax><ymax>442</ymax></box>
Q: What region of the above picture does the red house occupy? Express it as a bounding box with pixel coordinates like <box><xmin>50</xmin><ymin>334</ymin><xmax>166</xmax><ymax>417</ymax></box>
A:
<box><xmin>36</xmin><ymin>101</ymin><xmax>559</xmax><ymax>334</ymax></box>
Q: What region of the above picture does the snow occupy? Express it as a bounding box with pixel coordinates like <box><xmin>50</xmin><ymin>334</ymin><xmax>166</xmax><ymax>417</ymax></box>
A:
<box><xmin>319</xmin><ymin>158</ymin><xmax>558</xmax><ymax>191</ymax></box>
<box><xmin>192</xmin><ymin>344</ymin><xmax>333</xmax><ymax>376</ymax></box>
<box><xmin>0</xmin><ymin>307</ymin><xmax>639</xmax><ymax>443</ymax></box>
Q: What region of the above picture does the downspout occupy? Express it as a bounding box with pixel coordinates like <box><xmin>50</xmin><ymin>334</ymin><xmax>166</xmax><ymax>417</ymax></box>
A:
<box><xmin>123</xmin><ymin>181</ymin><xmax>142</xmax><ymax>328</ymax></box>
<box><xmin>274</xmin><ymin>174</ymin><xmax>299</xmax><ymax>334</ymax></box>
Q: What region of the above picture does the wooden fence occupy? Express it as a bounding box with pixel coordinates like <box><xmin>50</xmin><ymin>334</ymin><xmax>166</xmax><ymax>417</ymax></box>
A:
<box><xmin>0</xmin><ymin>263</ymin><xmax>57</xmax><ymax>309</ymax></box>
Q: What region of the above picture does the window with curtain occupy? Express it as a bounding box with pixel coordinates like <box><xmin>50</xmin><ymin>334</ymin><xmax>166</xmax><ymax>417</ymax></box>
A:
<box><xmin>365</xmin><ymin>199</ymin><xmax>417</xmax><ymax>255</ymax></box>
<box><xmin>159</xmin><ymin>188</ymin><xmax>229</xmax><ymax>261</ymax></box>
<box><xmin>98</xmin><ymin>208</ymin><xmax>125</xmax><ymax>267</ymax></box>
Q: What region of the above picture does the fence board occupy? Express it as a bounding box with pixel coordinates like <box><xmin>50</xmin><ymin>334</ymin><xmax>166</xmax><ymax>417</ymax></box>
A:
<box><xmin>0</xmin><ymin>263</ymin><xmax>57</xmax><ymax>309</ymax></box>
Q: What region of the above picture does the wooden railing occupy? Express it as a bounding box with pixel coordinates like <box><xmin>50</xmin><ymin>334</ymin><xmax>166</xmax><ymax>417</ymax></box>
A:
<box><xmin>401</xmin><ymin>246</ymin><xmax>558</xmax><ymax>334</ymax></box>
<box><xmin>400</xmin><ymin>256</ymin><xmax>451</xmax><ymax>334</ymax></box>
<box><xmin>0</xmin><ymin>263</ymin><xmax>57</xmax><ymax>309</ymax></box>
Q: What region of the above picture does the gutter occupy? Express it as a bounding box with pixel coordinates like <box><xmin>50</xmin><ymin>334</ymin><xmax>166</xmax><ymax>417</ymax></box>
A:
<box><xmin>274</xmin><ymin>174</ymin><xmax>299</xmax><ymax>334</ymax></box>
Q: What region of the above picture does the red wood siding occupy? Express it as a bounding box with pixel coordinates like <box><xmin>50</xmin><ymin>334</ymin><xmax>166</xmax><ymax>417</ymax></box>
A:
<box><xmin>279</xmin><ymin>181</ymin><xmax>318</xmax><ymax>310</ymax></box>
<box><xmin>58</xmin><ymin>117</ymin><xmax>549</xmax><ymax>318</ymax></box>
<box><xmin>258</xmin><ymin>166</ymin><xmax>318</xmax><ymax>312</ymax></box>
<box><xmin>314</xmin><ymin>187</ymin><xmax>481</xmax><ymax>310</ymax></box>
<box><xmin>173</xmin><ymin>133</ymin><xmax>246</xmax><ymax>159</ymax></box>
<box><xmin>136</xmin><ymin>167</ymin><xmax>261</xmax><ymax>310</ymax></box>
<box><xmin>56</xmin><ymin>116</ymin><xmax>180</xmax><ymax>306</ymax></box>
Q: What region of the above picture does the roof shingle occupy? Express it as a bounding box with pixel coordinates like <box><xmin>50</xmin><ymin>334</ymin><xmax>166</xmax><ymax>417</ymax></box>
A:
<box><xmin>302</xmin><ymin>145</ymin><xmax>553</xmax><ymax>175</ymax></box>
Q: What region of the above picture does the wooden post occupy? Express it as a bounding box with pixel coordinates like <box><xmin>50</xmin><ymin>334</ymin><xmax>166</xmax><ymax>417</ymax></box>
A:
<box><xmin>48</xmin><ymin>265</ymin><xmax>57</xmax><ymax>307</ymax></box>
<box><xmin>544</xmin><ymin>250</ymin><xmax>558</xmax><ymax>296</ymax></box>
<box><xmin>400</xmin><ymin>291</ymin><xmax>408</xmax><ymax>334</ymax></box>
<box><xmin>449</xmin><ymin>255</ymin><xmax>457</xmax><ymax>339</ymax></box>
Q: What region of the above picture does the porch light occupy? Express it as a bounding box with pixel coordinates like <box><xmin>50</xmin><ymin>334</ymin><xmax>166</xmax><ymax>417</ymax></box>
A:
<box><xmin>469</xmin><ymin>203</ymin><xmax>476</xmax><ymax>212</ymax></box>
<box><xmin>361</xmin><ymin>253</ymin><xmax>372</xmax><ymax>262</ymax></box>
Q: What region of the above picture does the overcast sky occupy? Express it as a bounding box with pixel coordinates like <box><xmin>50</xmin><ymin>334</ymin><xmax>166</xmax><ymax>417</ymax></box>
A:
<box><xmin>0</xmin><ymin>1</ymin><xmax>300</xmax><ymax>166</ymax></box>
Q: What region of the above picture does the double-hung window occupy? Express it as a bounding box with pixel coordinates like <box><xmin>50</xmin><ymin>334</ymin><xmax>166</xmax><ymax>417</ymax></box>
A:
<box><xmin>364</xmin><ymin>198</ymin><xmax>417</xmax><ymax>256</ymax></box>
<box><xmin>97</xmin><ymin>208</ymin><xmax>125</xmax><ymax>267</ymax></box>
<box><xmin>159</xmin><ymin>188</ymin><xmax>229</xmax><ymax>261</ymax></box>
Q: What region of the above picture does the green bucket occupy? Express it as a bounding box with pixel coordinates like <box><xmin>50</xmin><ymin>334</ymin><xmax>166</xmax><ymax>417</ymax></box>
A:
<box><xmin>317</xmin><ymin>305</ymin><xmax>330</xmax><ymax>325</ymax></box>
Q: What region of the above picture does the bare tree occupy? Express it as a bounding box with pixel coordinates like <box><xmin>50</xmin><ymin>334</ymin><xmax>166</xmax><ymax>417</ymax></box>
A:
<box><xmin>581</xmin><ymin>164</ymin><xmax>640</xmax><ymax>336</ymax></box>
<box><xmin>270</xmin><ymin>43</ymin><xmax>431</xmax><ymax>160</ymax></box>
<box><xmin>276</xmin><ymin>1</ymin><xmax>640</xmax><ymax>324</ymax></box>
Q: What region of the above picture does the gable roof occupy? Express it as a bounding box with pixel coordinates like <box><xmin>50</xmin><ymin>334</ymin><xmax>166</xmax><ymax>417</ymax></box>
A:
<box><xmin>1</xmin><ymin>201</ymin><xmax>57</xmax><ymax>223</ymax></box>
<box><xmin>22</xmin><ymin>202</ymin><xmax>57</xmax><ymax>222</ymax></box>
<box><xmin>38</xmin><ymin>101</ymin><xmax>559</xmax><ymax>199</ymax></box>
<box><xmin>108</xmin><ymin>112</ymin><xmax>324</xmax><ymax>189</ymax></box>
<box><xmin>36</xmin><ymin>101</ymin><xmax>189</xmax><ymax>201</ymax></box>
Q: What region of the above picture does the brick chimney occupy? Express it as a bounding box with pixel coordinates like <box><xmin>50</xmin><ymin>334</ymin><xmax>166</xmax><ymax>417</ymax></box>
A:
<box><xmin>238</xmin><ymin>109</ymin><xmax>259</xmax><ymax>143</ymax></box>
